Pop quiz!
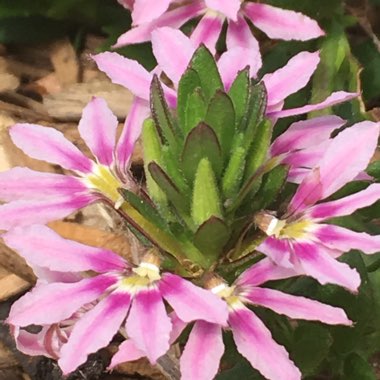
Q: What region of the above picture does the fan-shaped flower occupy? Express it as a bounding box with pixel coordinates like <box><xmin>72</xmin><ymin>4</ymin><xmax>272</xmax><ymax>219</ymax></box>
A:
<box><xmin>115</xmin><ymin>0</ymin><xmax>324</xmax><ymax>71</ymax></box>
<box><xmin>256</xmin><ymin>121</ymin><xmax>380</xmax><ymax>292</ymax></box>
<box><xmin>0</xmin><ymin>97</ymin><xmax>143</xmax><ymax>229</ymax></box>
<box><xmin>109</xmin><ymin>259</ymin><xmax>350</xmax><ymax>380</ymax></box>
<box><xmin>94</xmin><ymin>28</ymin><xmax>356</xmax><ymax>167</ymax></box>
<box><xmin>4</xmin><ymin>224</ymin><xmax>228</xmax><ymax>375</ymax></box>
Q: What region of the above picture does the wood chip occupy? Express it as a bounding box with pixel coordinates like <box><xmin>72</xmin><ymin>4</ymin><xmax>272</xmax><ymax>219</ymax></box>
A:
<box><xmin>49</xmin><ymin>39</ymin><xmax>79</xmax><ymax>87</ymax></box>
<box><xmin>48</xmin><ymin>221</ymin><xmax>132</xmax><ymax>261</ymax></box>
<box><xmin>43</xmin><ymin>81</ymin><xmax>133</xmax><ymax>121</ymax></box>
<box><xmin>0</xmin><ymin>270</ymin><xmax>30</xmax><ymax>302</ymax></box>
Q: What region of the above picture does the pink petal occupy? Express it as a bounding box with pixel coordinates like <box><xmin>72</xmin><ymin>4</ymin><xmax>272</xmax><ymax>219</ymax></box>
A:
<box><xmin>190</xmin><ymin>13</ymin><xmax>224</xmax><ymax>53</ymax></box>
<box><xmin>3</xmin><ymin>225</ymin><xmax>127</xmax><ymax>273</ymax></box>
<box><xmin>308</xmin><ymin>183</ymin><xmax>380</xmax><ymax>220</ymax></box>
<box><xmin>59</xmin><ymin>291</ymin><xmax>131</xmax><ymax>374</ymax></box>
<box><xmin>314</xmin><ymin>224</ymin><xmax>380</xmax><ymax>255</ymax></box>
<box><xmin>132</xmin><ymin>0</ymin><xmax>172</xmax><ymax>25</ymax></box>
<box><xmin>225</xmin><ymin>16</ymin><xmax>261</xmax><ymax>76</ymax></box>
<box><xmin>0</xmin><ymin>195</ymin><xmax>95</xmax><ymax>230</ymax></box>
<box><xmin>263</xmin><ymin>51</ymin><xmax>320</xmax><ymax>106</ymax></box>
<box><xmin>312</xmin><ymin>121</ymin><xmax>380</xmax><ymax>200</ymax></box>
<box><xmin>268</xmin><ymin>91</ymin><xmax>358</xmax><ymax>118</ymax></box>
<box><xmin>125</xmin><ymin>288</ymin><xmax>171</xmax><ymax>363</ymax></box>
<box><xmin>12</xmin><ymin>326</ymin><xmax>54</xmax><ymax>358</ymax></box>
<box><xmin>243</xmin><ymin>3</ymin><xmax>324</xmax><ymax>41</ymax></box>
<box><xmin>294</xmin><ymin>241</ymin><xmax>361</xmax><ymax>292</ymax></box>
<box><xmin>7</xmin><ymin>275</ymin><xmax>116</xmax><ymax>327</ymax></box>
<box><xmin>93</xmin><ymin>52</ymin><xmax>152</xmax><ymax>100</ymax></box>
<box><xmin>152</xmin><ymin>27</ymin><xmax>194</xmax><ymax>85</ymax></box>
<box><xmin>288</xmin><ymin>168</ymin><xmax>323</xmax><ymax>215</ymax></box>
<box><xmin>205</xmin><ymin>0</ymin><xmax>240</xmax><ymax>20</ymax></box>
<box><xmin>117</xmin><ymin>0</ymin><xmax>133</xmax><ymax>10</ymax></box>
<box><xmin>180</xmin><ymin>321</ymin><xmax>224</xmax><ymax>380</ymax></box>
<box><xmin>237</xmin><ymin>257</ymin><xmax>298</xmax><ymax>287</ymax></box>
<box><xmin>0</xmin><ymin>167</ymin><xmax>85</xmax><ymax>201</ymax></box>
<box><xmin>114</xmin><ymin>3</ymin><xmax>204</xmax><ymax>47</ymax></box>
<box><xmin>257</xmin><ymin>237</ymin><xmax>295</xmax><ymax>268</ymax></box>
<box><xmin>10</xmin><ymin>124</ymin><xmax>93</xmax><ymax>173</ymax></box>
<box><xmin>169</xmin><ymin>312</ymin><xmax>187</xmax><ymax>344</ymax></box>
<box><xmin>245</xmin><ymin>288</ymin><xmax>351</xmax><ymax>325</ymax></box>
<box><xmin>159</xmin><ymin>273</ymin><xmax>228</xmax><ymax>325</ymax></box>
<box><xmin>218</xmin><ymin>47</ymin><xmax>255</xmax><ymax>91</ymax></box>
<box><xmin>229</xmin><ymin>307</ymin><xmax>301</xmax><ymax>380</ymax></box>
<box><xmin>116</xmin><ymin>98</ymin><xmax>150</xmax><ymax>174</ymax></box>
<box><xmin>281</xmin><ymin>144</ymin><xmax>327</xmax><ymax>169</ymax></box>
<box><xmin>109</xmin><ymin>340</ymin><xmax>145</xmax><ymax>369</ymax></box>
<box><xmin>78</xmin><ymin>97</ymin><xmax>118</xmax><ymax>167</ymax></box>
<box><xmin>270</xmin><ymin>116</ymin><xmax>345</xmax><ymax>156</ymax></box>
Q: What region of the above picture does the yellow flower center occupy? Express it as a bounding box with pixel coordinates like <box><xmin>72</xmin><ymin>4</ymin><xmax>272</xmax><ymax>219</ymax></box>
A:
<box><xmin>280</xmin><ymin>219</ymin><xmax>313</xmax><ymax>240</ymax></box>
<box><xmin>211</xmin><ymin>283</ymin><xmax>244</xmax><ymax>310</ymax></box>
<box><xmin>85</xmin><ymin>164</ymin><xmax>122</xmax><ymax>203</ymax></box>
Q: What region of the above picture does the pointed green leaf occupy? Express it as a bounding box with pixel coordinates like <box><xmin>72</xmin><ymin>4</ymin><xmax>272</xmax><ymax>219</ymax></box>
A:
<box><xmin>142</xmin><ymin>119</ymin><xmax>168</xmax><ymax>209</ymax></box>
<box><xmin>222</xmin><ymin>145</ymin><xmax>246</xmax><ymax>200</ymax></box>
<box><xmin>194</xmin><ymin>216</ymin><xmax>230</xmax><ymax>261</ymax></box>
<box><xmin>192</xmin><ymin>158</ymin><xmax>222</xmax><ymax>226</ymax></box>
<box><xmin>241</xmin><ymin>82</ymin><xmax>267</xmax><ymax>150</ymax></box>
<box><xmin>150</xmin><ymin>75</ymin><xmax>180</xmax><ymax>147</ymax></box>
<box><xmin>344</xmin><ymin>353</ymin><xmax>376</xmax><ymax>380</ymax></box>
<box><xmin>118</xmin><ymin>188</ymin><xmax>168</xmax><ymax>231</ymax></box>
<box><xmin>181</xmin><ymin>122</ymin><xmax>223</xmax><ymax>183</ymax></box>
<box><xmin>161</xmin><ymin>145</ymin><xmax>190</xmax><ymax>195</ymax></box>
<box><xmin>251</xmin><ymin>165</ymin><xmax>289</xmax><ymax>211</ymax></box>
<box><xmin>228</xmin><ymin>67</ymin><xmax>250</xmax><ymax>127</ymax></box>
<box><xmin>183</xmin><ymin>87</ymin><xmax>207</xmax><ymax>136</ymax></box>
<box><xmin>177</xmin><ymin>67</ymin><xmax>202</xmax><ymax>130</ymax></box>
<box><xmin>244</xmin><ymin>119</ymin><xmax>272</xmax><ymax>180</ymax></box>
<box><xmin>205</xmin><ymin>90</ymin><xmax>236</xmax><ymax>157</ymax></box>
<box><xmin>292</xmin><ymin>324</ymin><xmax>332</xmax><ymax>376</ymax></box>
<box><xmin>148</xmin><ymin>162</ymin><xmax>189</xmax><ymax>214</ymax></box>
<box><xmin>189</xmin><ymin>44</ymin><xmax>223</xmax><ymax>101</ymax></box>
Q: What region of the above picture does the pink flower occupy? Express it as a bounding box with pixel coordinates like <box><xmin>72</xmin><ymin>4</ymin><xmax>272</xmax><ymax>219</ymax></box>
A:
<box><xmin>115</xmin><ymin>0</ymin><xmax>324</xmax><ymax>71</ymax></box>
<box><xmin>146</xmin><ymin>259</ymin><xmax>349</xmax><ymax>380</ymax></box>
<box><xmin>270</xmin><ymin>115</ymin><xmax>347</xmax><ymax>183</ymax></box>
<box><xmin>4</xmin><ymin>224</ymin><xmax>228</xmax><ymax>375</ymax></box>
<box><xmin>94</xmin><ymin>28</ymin><xmax>356</xmax><ymax>152</ymax></box>
<box><xmin>256</xmin><ymin>121</ymin><xmax>380</xmax><ymax>292</ymax></box>
<box><xmin>0</xmin><ymin>97</ymin><xmax>142</xmax><ymax>229</ymax></box>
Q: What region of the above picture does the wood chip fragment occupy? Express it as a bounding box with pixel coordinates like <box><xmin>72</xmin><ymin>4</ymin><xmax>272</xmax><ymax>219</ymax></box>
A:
<box><xmin>43</xmin><ymin>81</ymin><xmax>133</xmax><ymax>121</ymax></box>
<box><xmin>49</xmin><ymin>39</ymin><xmax>79</xmax><ymax>87</ymax></box>
<box><xmin>0</xmin><ymin>270</ymin><xmax>30</xmax><ymax>302</ymax></box>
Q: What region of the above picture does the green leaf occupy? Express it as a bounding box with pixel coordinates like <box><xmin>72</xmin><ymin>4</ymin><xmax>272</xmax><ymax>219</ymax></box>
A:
<box><xmin>222</xmin><ymin>144</ymin><xmax>246</xmax><ymax>199</ymax></box>
<box><xmin>244</xmin><ymin>120</ymin><xmax>273</xmax><ymax>180</ymax></box>
<box><xmin>205</xmin><ymin>90</ymin><xmax>236</xmax><ymax>157</ymax></box>
<box><xmin>292</xmin><ymin>323</ymin><xmax>332</xmax><ymax>376</ymax></box>
<box><xmin>182</xmin><ymin>88</ymin><xmax>207</xmax><ymax>136</ymax></box>
<box><xmin>148</xmin><ymin>162</ymin><xmax>189</xmax><ymax>215</ymax></box>
<box><xmin>142</xmin><ymin>119</ymin><xmax>168</xmax><ymax>209</ymax></box>
<box><xmin>150</xmin><ymin>75</ymin><xmax>180</xmax><ymax>147</ymax></box>
<box><xmin>118</xmin><ymin>188</ymin><xmax>168</xmax><ymax>232</ymax></box>
<box><xmin>251</xmin><ymin>165</ymin><xmax>289</xmax><ymax>211</ymax></box>
<box><xmin>177</xmin><ymin>68</ymin><xmax>202</xmax><ymax>131</ymax></box>
<box><xmin>216</xmin><ymin>361</ymin><xmax>263</xmax><ymax>380</ymax></box>
<box><xmin>228</xmin><ymin>67</ymin><xmax>250</xmax><ymax>127</ymax></box>
<box><xmin>241</xmin><ymin>82</ymin><xmax>267</xmax><ymax>149</ymax></box>
<box><xmin>192</xmin><ymin>158</ymin><xmax>222</xmax><ymax>226</ymax></box>
<box><xmin>367</xmin><ymin>161</ymin><xmax>380</xmax><ymax>180</ymax></box>
<box><xmin>181</xmin><ymin>122</ymin><xmax>223</xmax><ymax>184</ymax></box>
<box><xmin>194</xmin><ymin>216</ymin><xmax>230</xmax><ymax>260</ymax></box>
<box><xmin>344</xmin><ymin>353</ymin><xmax>376</xmax><ymax>380</ymax></box>
<box><xmin>189</xmin><ymin>45</ymin><xmax>223</xmax><ymax>101</ymax></box>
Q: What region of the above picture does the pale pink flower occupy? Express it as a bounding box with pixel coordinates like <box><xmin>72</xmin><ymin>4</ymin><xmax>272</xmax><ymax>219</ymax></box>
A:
<box><xmin>0</xmin><ymin>97</ymin><xmax>143</xmax><ymax>229</ymax></box>
<box><xmin>94</xmin><ymin>28</ymin><xmax>356</xmax><ymax>163</ymax></box>
<box><xmin>257</xmin><ymin>121</ymin><xmax>380</xmax><ymax>292</ymax></box>
<box><xmin>133</xmin><ymin>259</ymin><xmax>350</xmax><ymax>380</ymax></box>
<box><xmin>115</xmin><ymin>0</ymin><xmax>324</xmax><ymax>72</ymax></box>
<box><xmin>4</xmin><ymin>224</ymin><xmax>228</xmax><ymax>374</ymax></box>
